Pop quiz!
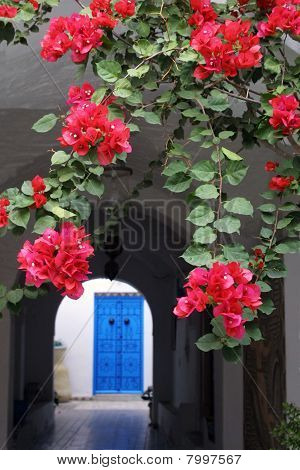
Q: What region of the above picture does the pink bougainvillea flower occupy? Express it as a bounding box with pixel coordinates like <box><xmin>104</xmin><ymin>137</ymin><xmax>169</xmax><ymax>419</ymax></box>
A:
<box><xmin>173</xmin><ymin>296</ymin><xmax>197</xmax><ymax>318</ymax></box>
<box><xmin>31</xmin><ymin>175</ymin><xmax>46</xmax><ymax>193</ymax></box>
<box><xmin>17</xmin><ymin>223</ymin><xmax>94</xmax><ymax>300</ymax></box>
<box><xmin>257</xmin><ymin>1</ymin><xmax>300</xmax><ymax>39</ymax></box>
<box><xmin>0</xmin><ymin>197</ymin><xmax>10</xmax><ymax>228</ymax></box>
<box><xmin>30</xmin><ymin>175</ymin><xmax>47</xmax><ymax>208</ymax></box>
<box><xmin>265</xmin><ymin>161</ymin><xmax>279</xmax><ymax>172</ymax></box>
<box><xmin>269</xmin><ymin>175</ymin><xmax>295</xmax><ymax>191</ymax></box>
<box><xmin>173</xmin><ymin>262</ymin><xmax>262</xmax><ymax>340</ymax></box>
<box><xmin>213</xmin><ymin>300</ymin><xmax>246</xmax><ymax>339</ymax></box>
<box><xmin>59</xmin><ymin>85</ymin><xmax>131</xmax><ymax>166</ymax></box>
<box><xmin>269</xmin><ymin>94</ymin><xmax>300</xmax><ymax>135</ymax></box>
<box><xmin>114</xmin><ymin>0</ymin><xmax>136</xmax><ymax>18</ymax></box>
<box><xmin>41</xmin><ymin>14</ymin><xmax>103</xmax><ymax>64</ymax></box>
<box><xmin>0</xmin><ymin>5</ymin><xmax>18</xmax><ymax>18</ymax></box>
<box><xmin>190</xmin><ymin>15</ymin><xmax>262</xmax><ymax>80</ymax></box>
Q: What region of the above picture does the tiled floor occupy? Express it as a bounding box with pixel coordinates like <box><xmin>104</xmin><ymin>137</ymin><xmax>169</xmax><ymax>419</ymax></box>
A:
<box><xmin>34</xmin><ymin>396</ymin><xmax>167</xmax><ymax>450</ymax></box>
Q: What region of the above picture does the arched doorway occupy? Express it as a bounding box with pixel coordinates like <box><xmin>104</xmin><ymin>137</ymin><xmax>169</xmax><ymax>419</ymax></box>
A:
<box><xmin>54</xmin><ymin>278</ymin><xmax>153</xmax><ymax>399</ymax></box>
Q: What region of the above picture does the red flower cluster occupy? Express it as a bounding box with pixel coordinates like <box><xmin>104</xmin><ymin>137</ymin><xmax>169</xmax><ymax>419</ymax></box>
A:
<box><xmin>257</xmin><ymin>0</ymin><xmax>300</xmax><ymax>38</ymax></box>
<box><xmin>0</xmin><ymin>0</ymin><xmax>38</xmax><ymax>18</ymax></box>
<box><xmin>269</xmin><ymin>94</ymin><xmax>300</xmax><ymax>135</ymax></box>
<box><xmin>249</xmin><ymin>248</ymin><xmax>265</xmax><ymax>271</ymax></box>
<box><xmin>0</xmin><ymin>198</ymin><xmax>10</xmax><ymax>228</ymax></box>
<box><xmin>59</xmin><ymin>83</ymin><xmax>131</xmax><ymax>166</ymax></box>
<box><xmin>90</xmin><ymin>0</ymin><xmax>135</xmax><ymax>26</ymax></box>
<box><xmin>18</xmin><ymin>222</ymin><xmax>94</xmax><ymax>299</ymax></box>
<box><xmin>173</xmin><ymin>262</ymin><xmax>262</xmax><ymax>340</ymax></box>
<box><xmin>0</xmin><ymin>5</ymin><xmax>18</xmax><ymax>17</ymax></box>
<box><xmin>189</xmin><ymin>1</ymin><xmax>262</xmax><ymax>80</ymax></box>
<box><xmin>269</xmin><ymin>175</ymin><xmax>294</xmax><ymax>191</ymax></box>
<box><xmin>40</xmin><ymin>13</ymin><xmax>104</xmax><ymax>63</ymax></box>
<box><xmin>114</xmin><ymin>0</ymin><xmax>136</xmax><ymax>18</ymax></box>
<box><xmin>31</xmin><ymin>175</ymin><xmax>47</xmax><ymax>209</ymax></box>
<box><xmin>265</xmin><ymin>161</ymin><xmax>279</xmax><ymax>172</ymax></box>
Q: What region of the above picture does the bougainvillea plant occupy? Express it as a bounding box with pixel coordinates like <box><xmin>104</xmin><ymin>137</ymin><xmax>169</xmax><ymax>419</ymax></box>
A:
<box><xmin>0</xmin><ymin>0</ymin><xmax>300</xmax><ymax>362</ymax></box>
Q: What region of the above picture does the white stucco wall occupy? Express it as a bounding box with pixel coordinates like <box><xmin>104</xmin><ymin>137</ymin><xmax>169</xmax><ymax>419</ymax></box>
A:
<box><xmin>54</xmin><ymin>279</ymin><xmax>153</xmax><ymax>398</ymax></box>
<box><xmin>284</xmin><ymin>254</ymin><xmax>300</xmax><ymax>407</ymax></box>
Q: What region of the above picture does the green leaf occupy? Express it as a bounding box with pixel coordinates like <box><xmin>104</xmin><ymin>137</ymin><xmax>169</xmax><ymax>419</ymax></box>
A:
<box><xmin>127</xmin><ymin>65</ymin><xmax>150</xmax><ymax>78</ymax></box>
<box><xmin>181</xmin><ymin>244</ymin><xmax>212</xmax><ymax>267</ymax></box>
<box><xmin>114</xmin><ymin>78</ymin><xmax>132</xmax><ymax>98</ymax></box>
<box><xmin>89</xmin><ymin>166</ymin><xmax>104</xmax><ymax>176</ymax></box>
<box><xmin>223</xmin><ymin>244</ymin><xmax>249</xmax><ymax>263</ymax></box>
<box><xmin>195</xmin><ymin>333</ymin><xmax>223</xmax><ymax>352</ymax></box>
<box><xmin>15</xmin><ymin>195</ymin><xmax>34</xmax><ymax>208</ymax></box>
<box><xmin>91</xmin><ymin>87</ymin><xmax>108</xmax><ymax>104</ymax></box>
<box><xmin>274</xmin><ymin>240</ymin><xmax>300</xmax><ymax>254</ymax></box>
<box><xmin>51</xmin><ymin>207</ymin><xmax>76</xmax><ymax>219</ymax></box>
<box><xmin>162</xmin><ymin>160</ymin><xmax>187</xmax><ymax>176</ymax></box>
<box><xmin>21</xmin><ymin>180</ymin><xmax>34</xmax><ymax>196</ymax></box>
<box><xmin>0</xmin><ymin>284</ymin><xmax>7</xmax><ymax>297</ymax></box>
<box><xmin>23</xmin><ymin>286</ymin><xmax>39</xmax><ymax>299</ymax></box>
<box><xmin>259</xmin><ymin>298</ymin><xmax>275</xmax><ymax>315</ymax></box>
<box><xmin>132</xmin><ymin>109</ymin><xmax>161</xmax><ymax>125</ymax></box>
<box><xmin>96</xmin><ymin>60</ymin><xmax>122</xmax><ymax>83</ymax></box>
<box><xmin>203</xmin><ymin>90</ymin><xmax>229</xmax><ymax>112</ymax></box>
<box><xmin>137</xmin><ymin>21</ymin><xmax>150</xmax><ymax>38</ymax></box>
<box><xmin>19</xmin><ymin>3</ymin><xmax>35</xmax><ymax>21</ymax></box>
<box><xmin>264</xmin><ymin>56</ymin><xmax>281</xmax><ymax>75</ymax></box>
<box><xmin>224</xmin><ymin>197</ymin><xmax>253</xmax><ymax>216</ymax></box>
<box><xmin>32</xmin><ymin>114</ymin><xmax>58</xmax><ymax>133</ymax></box>
<box><xmin>70</xmin><ymin>197</ymin><xmax>91</xmax><ymax>221</ymax></box>
<box><xmin>193</xmin><ymin>226</ymin><xmax>217</xmax><ymax>244</ymax></box>
<box><xmin>219</xmin><ymin>131</ymin><xmax>235</xmax><ymax>140</ymax></box>
<box><xmin>277</xmin><ymin>217</ymin><xmax>292</xmax><ymax>229</ymax></box>
<box><xmin>33</xmin><ymin>215</ymin><xmax>56</xmax><ymax>234</ymax></box>
<box><xmin>187</xmin><ymin>204</ymin><xmax>215</xmax><ymax>227</ymax></box>
<box><xmin>259</xmin><ymin>203</ymin><xmax>276</xmax><ymax>213</ymax></box>
<box><xmin>182</xmin><ymin>109</ymin><xmax>209</xmax><ymax>121</ymax></box>
<box><xmin>195</xmin><ymin>184</ymin><xmax>219</xmax><ymax>199</ymax></box>
<box><xmin>257</xmin><ymin>281</ymin><xmax>271</xmax><ymax>292</ymax></box>
<box><xmin>222</xmin><ymin>147</ymin><xmax>243</xmax><ymax>161</ymax></box>
<box><xmin>6</xmin><ymin>289</ymin><xmax>23</xmax><ymax>305</ymax></box>
<box><xmin>190</xmin><ymin>160</ymin><xmax>215</xmax><ymax>182</ymax></box>
<box><xmin>214</xmin><ymin>216</ymin><xmax>241</xmax><ymax>234</ymax></box>
<box><xmin>211</xmin><ymin>316</ymin><xmax>226</xmax><ymax>338</ymax></box>
<box><xmin>51</xmin><ymin>151</ymin><xmax>70</xmax><ymax>165</ymax></box>
<box><xmin>85</xmin><ymin>178</ymin><xmax>104</xmax><ymax>197</ymax></box>
<box><xmin>222</xmin><ymin>345</ymin><xmax>242</xmax><ymax>363</ymax></box>
<box><xmin>58</xmin><ymin>167</ymin><xmax>74</xmax><ymax>183</ymax></box>
<box><xmin>164</xmin><ymin>173</ymin><xmax>192</xmax><ymax>193</ymax></box>
<box><xmin>224</xmin><ymin>161</ymin><xmax>248</xmax><ymax>186</ymax></box>
<box><xmin>246</xmin><ymin>323</ymin><xmax>263</xmax><ymax>341</ymax></box>
<box><xmin>266</xmin><ymin>261</ymin><xmax>287</xmax><ymax>279</ymax></box>
<box><xmin>133</xmin><ymin>39</ymin><xmax>159</xmax><ymax>57</ymax></box>
<box><xmin>178</xmin><ymin>49</ymin><xmax>199</xmax><ymax>62</ymax></box>
<box><xmin>279</xmin><ymin>202</ymin><xmax>298</xmax><ymax>212</ymax></box>
<box><xmin>9</xmin><ymin>209</ymin><xmax>30</xmax><ymax>229</ymax></box>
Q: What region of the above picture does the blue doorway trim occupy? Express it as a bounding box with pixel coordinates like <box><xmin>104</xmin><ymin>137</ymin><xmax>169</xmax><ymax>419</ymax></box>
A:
<box><xmin>93</xmin><ymin>294</ymin><xmax>144</xmax><ymax>395</ymax></box>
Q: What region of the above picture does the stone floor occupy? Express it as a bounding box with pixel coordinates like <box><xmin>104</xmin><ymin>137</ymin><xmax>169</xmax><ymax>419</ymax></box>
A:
<box><xmin>34</xmin><ymin>396</ymin><xmax>169</xmax><ymax>450</ymax></box>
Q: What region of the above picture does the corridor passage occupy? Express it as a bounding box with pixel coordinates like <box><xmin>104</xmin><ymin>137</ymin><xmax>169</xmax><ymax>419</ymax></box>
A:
<box><xmin>34</xmin><ymin>396</ymin><xmax>166</xmax><ymax>450</ymax></box>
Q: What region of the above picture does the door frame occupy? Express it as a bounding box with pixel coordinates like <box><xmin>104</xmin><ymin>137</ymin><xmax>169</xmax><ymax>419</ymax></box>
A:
<box><xmin>93</xmin><ymin>293</ymin><xmax>144</xmax><ymax>395</ymax></box>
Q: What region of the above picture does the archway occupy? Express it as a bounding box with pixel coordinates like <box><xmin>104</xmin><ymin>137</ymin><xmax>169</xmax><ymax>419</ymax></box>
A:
<box><xmin>54</xmin><ymin>278</ymin><xmax>153</xmax><ymax>399</ymax></box>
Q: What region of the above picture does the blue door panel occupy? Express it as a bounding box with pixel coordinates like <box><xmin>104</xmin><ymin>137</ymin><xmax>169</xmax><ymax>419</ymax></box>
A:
<box><xmin>93</xmin><ymin>295</ymin><xmax>143</xmax><ymax>394</ymax></box>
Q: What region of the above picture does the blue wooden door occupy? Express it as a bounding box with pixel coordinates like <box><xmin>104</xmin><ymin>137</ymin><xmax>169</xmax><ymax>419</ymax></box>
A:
<box><xmin>93</xmin><ymin>295</ymin><xmax>144</xmax><ymax>394</ymax></box>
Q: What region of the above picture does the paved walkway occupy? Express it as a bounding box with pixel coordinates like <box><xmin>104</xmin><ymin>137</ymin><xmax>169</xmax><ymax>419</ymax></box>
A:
<box><xmin>34</xmin><ymin>396</ymin><xmax>167</xmax><ymax>450</ymax></box>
